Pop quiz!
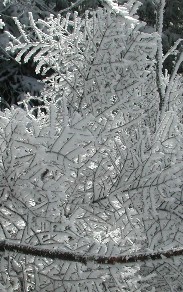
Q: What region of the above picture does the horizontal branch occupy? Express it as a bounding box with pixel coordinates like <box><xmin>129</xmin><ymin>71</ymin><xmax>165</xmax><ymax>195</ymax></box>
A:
<box><xmin>0</xmin><ymin>241</ymin><xmax>182</xmax><ymax>265</ymax></box>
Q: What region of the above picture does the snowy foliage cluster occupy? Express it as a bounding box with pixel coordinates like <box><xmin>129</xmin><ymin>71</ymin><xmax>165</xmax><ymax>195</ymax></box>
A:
<box><xmin>0</xmin><ymin>0</ymin><xmax>101</xmax><ymax>110</ymax></box>
<box><xmin>0</xmin><ymin>0</ymin><xmax>182</xmax><ymax>291</ymax></box>
<box><xmin>0</xmin><ymin>0</ymin><xmax>182</xmax><ymax>109</ymax></box>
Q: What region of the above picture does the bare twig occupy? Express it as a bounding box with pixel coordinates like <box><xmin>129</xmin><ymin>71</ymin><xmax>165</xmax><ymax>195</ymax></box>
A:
<box><xmin>0</xmin><ymin>240</ymin><xmax>182</xmax><ymax>265</ymax></box>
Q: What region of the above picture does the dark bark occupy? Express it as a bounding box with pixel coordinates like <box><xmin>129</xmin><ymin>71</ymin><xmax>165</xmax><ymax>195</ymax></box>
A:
<box><xmin>0</xmin><ymin>240</ymin><xmax>182</xmax><ymax>265</ymax></box>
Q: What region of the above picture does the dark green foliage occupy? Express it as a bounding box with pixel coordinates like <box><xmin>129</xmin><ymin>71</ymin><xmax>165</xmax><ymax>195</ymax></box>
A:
<box><xmin>138</xmin><ymin>0</ymin><xmax>156</xmax><ymax>27</ymax></box>
<box><xmin>164</xmin><ymin>0</ymin><xmax>183</xmax><ymax>34</ymax></box>
<box><xmin>55</xmin><ymin>0</ymin><xmax>101</xmax><ymax>13</ymax></box>
<box><xmin>55</xmin><ymin>0</ymin><xmax>70</xmax><ymax>11</ymax></box>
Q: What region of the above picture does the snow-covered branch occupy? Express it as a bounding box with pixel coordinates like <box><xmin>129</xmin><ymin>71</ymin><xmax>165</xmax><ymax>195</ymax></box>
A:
<box><xmin>155</xmin><ymin>0</ymin><xmax>166</xmax><ymax>114</ymax></box>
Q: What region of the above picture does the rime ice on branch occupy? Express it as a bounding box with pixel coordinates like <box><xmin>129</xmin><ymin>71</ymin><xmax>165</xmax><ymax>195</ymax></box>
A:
<box><xmin>0</xmin><ymin>0</ymin><xmax>183</xmax><ymax>291</ymax></box>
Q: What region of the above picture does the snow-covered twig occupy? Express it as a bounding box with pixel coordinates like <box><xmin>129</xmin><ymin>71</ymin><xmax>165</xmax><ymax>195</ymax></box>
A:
<box><xmin>155</xmin><ymin>0</ymin><xmax>166</xmax><ymax>114</ymax></box>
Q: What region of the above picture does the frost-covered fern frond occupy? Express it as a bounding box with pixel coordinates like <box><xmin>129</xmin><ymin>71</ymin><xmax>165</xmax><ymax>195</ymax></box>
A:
<box><xmin>7</xmin><ymin>0</ymin><xmax>159</xmax><ymax>126</ymax></box>
<box><xmin>7</xmin><ymin>0</ymin><xmax>140</xmax><ymax>74</ymax></box>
